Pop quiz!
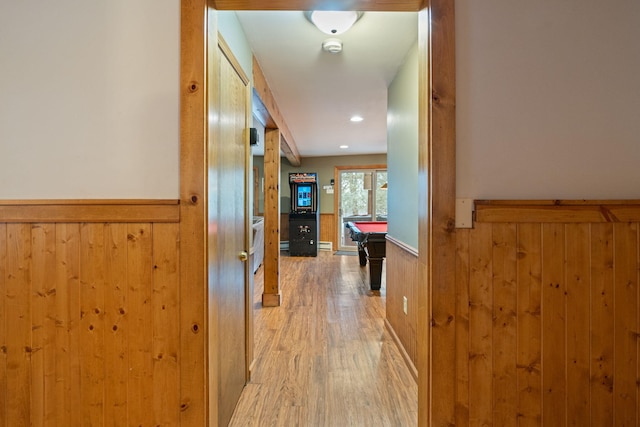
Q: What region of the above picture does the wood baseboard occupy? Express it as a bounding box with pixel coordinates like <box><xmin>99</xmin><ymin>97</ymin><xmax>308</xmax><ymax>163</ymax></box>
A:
<box><xmin>385</xmin><ymin>318</ymin><xmax>418</xmax><ymax>382</ymax></box>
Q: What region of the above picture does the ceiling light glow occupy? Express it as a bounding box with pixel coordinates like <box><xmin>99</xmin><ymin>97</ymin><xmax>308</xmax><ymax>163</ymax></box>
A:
<box><xmin>350</xmin><ymin>115</ymin><xmax>364</xmax><ymax>122</ymax></box>
<box><xmin>340</xmin><ymin>145</ymin><xmax>349</xmax><ymax>149</ymax></box>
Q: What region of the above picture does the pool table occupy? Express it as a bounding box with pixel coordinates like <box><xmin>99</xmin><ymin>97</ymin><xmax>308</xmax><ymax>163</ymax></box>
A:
<box><xmin>345</xmin><ymin>221</ymin><xmax>387</xmax><ymax>290</ymax></box>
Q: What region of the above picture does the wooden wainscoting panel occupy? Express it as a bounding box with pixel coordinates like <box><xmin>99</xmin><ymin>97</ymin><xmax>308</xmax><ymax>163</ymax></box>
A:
<box><xmin>565</xmin><ymin>223</ymin><xmax>591</xmax><ymax>425</ymax></box>
<box><xmin>126</xmin><ymin>224</ymin><xmax>155</xmax><ymax>426</ymax></box>
<box><xmin>0</xmin><ymin>223</ymin><xmax>6</xmax><ymax>424</ymax></box>
<box><xmin>467</xmin><ymin>222</ymin><xmax>493</xmax><ymax>426</ymax></box>
<box><xmin>613</xmin><ymin>222</ymin><xmax>638</xmax><ymax>425</ymax></box>
<box><xmin>0</xmin><ymin>221</ymin><xmax>181</xmax><ymax>427</ymax></box>
<box><xmin>455</xmin><ymin>209</ymin><xmax>640</xmax><ymax>425</ymax></box>
<box><xmin>5</xmin><ymin>224</ymin><xmax>32</xmax><ymax>425</ymax></box>
<box><xmin>515</xmin><ymin>223</ymin><xmax>542</xmax><ymax>425</ymax></box>
<box><xmin>104</xmin><ymin>223</ymin><xmax>129</xmax><ymax>423</ymax></box>
<box><xmin>319</xmin><ymin>213</ymin><xmax>336</xmax><ymax>250</ymax></box>
<box><xmin>152</xmin><ymin>223</ymin><xmax>181</xmax><ymax>425</ymax></box>
<box><xmin>385</xmin><ymin>237</ymin><xmax>418</xmax><ymax>374</ymax></box>
<box><xmin>491</xmin><ymin>223</ymin><xmax>517</xmax><ymax>426</ymax></box>
<box><xmin>55</xmin><ymin>223</ymin><xmax>82</xmax><ymax>426</ymax></box>
<box><xmin>590</xmin><ymin>223</ymin><xmax>615</xmax><ymax>425</ymax></box>
<box><xmin>454</xmin><ymin>228</ymin><xmax>470</xmax><ymax>426</ymax></box>
<box><xmin>541</xmin><ymin>223</ymin><xmax>566</xmax><ymax>423</ymax></box>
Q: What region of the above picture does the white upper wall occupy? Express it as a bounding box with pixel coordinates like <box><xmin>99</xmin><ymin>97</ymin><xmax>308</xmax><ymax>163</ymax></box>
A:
<box><xmin>0</xmin><ymin>0</ymin><xmax>180</xmax><ymax>199</ymax></box>
<box><xmin>456</xmin><ymin>0</ymin><xmax>640</xmax><ymax>199</ymax></box>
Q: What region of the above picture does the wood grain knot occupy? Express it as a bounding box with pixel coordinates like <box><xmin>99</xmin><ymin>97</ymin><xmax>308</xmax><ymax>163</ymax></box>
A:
<box><xmin>191</xmin><ymin>195</ymin><xmax>198</xmax><ymax>204</ymax></box>
<box><xmin>180</xmin><ymin>400</ymin><xmax>190</xmax><ymax>412</ymax></box>
<box><xmin>445</xmin><ymin>218</ymin><xmax>455</xmax><ymax>233</ymax></box>
<box><xmin>188</xmin><ymin>82</ymin><xmax>199</xmax><ymax>93</ymax></box>
<box><xmin>191</xmin><ymin>323</ymin><xmax>200</xmax><ymax>333</ymax></box>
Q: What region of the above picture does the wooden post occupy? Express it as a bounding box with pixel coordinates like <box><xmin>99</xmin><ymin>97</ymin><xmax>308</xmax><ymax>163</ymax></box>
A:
<box><xmin>262</xmin><ymin>129</ymin><xmax>281</xmax><ymax>307</ymax></box>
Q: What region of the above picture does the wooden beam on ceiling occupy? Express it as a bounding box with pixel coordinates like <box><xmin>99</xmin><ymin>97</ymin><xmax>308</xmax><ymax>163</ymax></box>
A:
<box><xmin>252</xmin><ymin>56</ymin><xmax>301</xmax><ymax>166</ymax></box>
<box><xmin>211</xmin><ymin>0</ymin><xmax>423</xmax><ymax>11</ymax></box>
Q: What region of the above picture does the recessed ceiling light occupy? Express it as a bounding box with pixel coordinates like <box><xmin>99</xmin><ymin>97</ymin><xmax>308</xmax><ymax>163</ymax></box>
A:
<box><xmin>340</xmin><ymin>145</ymin><xmax>349</xmax><ymax>149</ymax></box>
<box><xmin>350</xmin><ymin>115</ymin><xmax>363</xmax><ymax>122</ymax></box>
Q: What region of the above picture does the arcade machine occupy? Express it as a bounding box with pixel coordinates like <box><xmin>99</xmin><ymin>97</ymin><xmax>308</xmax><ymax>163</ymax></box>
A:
<box><xmin>288</xmin><ymin>172</ymin><xmax>319</xmax><ymax>256</ymax></box>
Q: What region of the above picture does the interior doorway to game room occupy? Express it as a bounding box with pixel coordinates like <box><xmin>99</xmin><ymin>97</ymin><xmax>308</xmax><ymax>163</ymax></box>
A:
<box><xmin>336</xmin><ymin>166</ymin><xmax>388</xmax><ymax>252</ymax></box>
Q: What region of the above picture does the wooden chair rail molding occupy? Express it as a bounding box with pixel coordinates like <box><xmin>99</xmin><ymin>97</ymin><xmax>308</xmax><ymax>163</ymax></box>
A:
<box><xmin>0</xmin><ymin>200</ymin><xmax>180</xmax><ymax>223</ymax></box>
<box><xmin>475</xmin><ymin>200</ymin><xmax>640</xmax><ymax>223</ymax></box>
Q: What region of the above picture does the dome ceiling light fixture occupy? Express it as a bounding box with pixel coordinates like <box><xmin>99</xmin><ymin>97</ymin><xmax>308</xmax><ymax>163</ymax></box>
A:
<box><xmin>305</xmin><ymin>11</ymin><xmax>364</xmax><ymax>35</ymax></box>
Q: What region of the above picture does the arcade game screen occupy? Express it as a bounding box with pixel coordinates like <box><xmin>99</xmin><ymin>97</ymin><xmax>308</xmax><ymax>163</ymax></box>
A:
<box><xmin>297</xmin><ymin>185</ymin><xmax>312</xmax><ymax>208</ymax></box>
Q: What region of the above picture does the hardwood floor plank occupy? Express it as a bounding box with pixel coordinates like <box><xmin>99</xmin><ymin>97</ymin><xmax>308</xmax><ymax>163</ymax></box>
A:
<box><xmin>229</xmin><ymin>252</ymin><xmax>417</xmax><ymax>426</ymax></box>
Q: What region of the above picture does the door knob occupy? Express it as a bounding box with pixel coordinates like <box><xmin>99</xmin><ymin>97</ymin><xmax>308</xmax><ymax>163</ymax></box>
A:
<box><xmin>238</xmin><ymin>251</ymin><xmax>248</xmax><ymax>261</ymax></box>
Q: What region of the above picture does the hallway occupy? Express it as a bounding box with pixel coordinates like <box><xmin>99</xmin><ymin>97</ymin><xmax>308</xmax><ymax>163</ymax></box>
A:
<box><xmin>229</xmin><ymin>251</ymin><xmax>418</xmax><ymax>426</ymax></box>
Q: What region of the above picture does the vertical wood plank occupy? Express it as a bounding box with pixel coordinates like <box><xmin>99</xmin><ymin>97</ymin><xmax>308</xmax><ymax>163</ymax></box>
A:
<box><xmin>613</xmin><ymin>222</ymin><xmax>638</xmax><ymax>424</ymax></box>
<box><xmin>492</xmin><ymin>223</ymin><xmax>518</xmax><ymax>427</ymax></box>
<box><xmin>79</xmin><ymin>223</ymin><xmax>105</xmax><ymax>426</ymax></box>
<box><xmin>54</xmin><ymin>224</ymin><xmax>81</xmax><ymax>426</ymax></box>
<box><xmin>152</xmin><ymin>223</ymin><xmax>181</xmax><ymax>425</ymax></box>
<box><xmin>0</xmin><ymin>224</ymin><xmax>6</xmax><ymax>427</ymax></box>
<box><xmin>565</xmin><ymin>224</ymin><xmax>591</xmax><ymax>425</ymax></box>
<box><xmin>541</xmin><ymin>223</ymin><xmax>566</xmax><ymax>424</ymax></box>
<box><xmin>5</xmin><ymin>224</ymin><xmax>32</xmax><ymax>426</ymax></box>
<box><xmin>104</xmin><ymin>223</ymin><xmax>128</xmax><ymax>425</ymax></box>
<box><xmin>427</xmin><ymin>0</ymin><xmax>457</xmax><ymax>424</ymax></box>
<box><xmin>30</xmin><ymin>224</ymin><xmax>57</xmax><ymax>426</ymax></box>
<box><xmin>127</xmin><ymin>224</ymin><xmax>154</xmax><ymax>427</ymax></box>
<box><xmin>416</xmin><ymin>6</ymin><xmax>431</xmax><ymax>426</ymax></box>
<box><xmin>180</xmin><ymin>0</ymin><xmax>207</xmax><ymax>424</ymax></box>
<box><xmin>455</xmin><ymin>228</ymin><xmax>470</xmax><ymax>426</ymax></box>
<box><xmin>590</xmin><ymin>223</ymin><xmax>614</xmax><ymax>425</ymax></box>
<box><xmin>263</xmin><ymin>128</ymin><xmax>281</xmax><ymax>306</ymax></box>
<box><xmin>30</xmin><ymin>226</ymin><xmax>45</xmax><ymax>426</ymax></box>
<box><xmin>516</xmin><ymin>223</ymin><xmax>542</xmax><ymax>426</ymax></box>
<box><xmin>468</xmin><ymin>222</ymin><xmax>493</xmax><ymax>426</ymax></box>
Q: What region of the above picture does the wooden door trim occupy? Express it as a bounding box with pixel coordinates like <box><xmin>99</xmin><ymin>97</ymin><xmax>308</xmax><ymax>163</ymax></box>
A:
<box><xmin>179</xmin><ymin>1</ymin><xmax>209</xmax><ymax>425</ymax></box>
<box><xmin>180</xmin><ymin>2</ymin><xmax>456</xmax><ymax>426</ymax></box>
<box><xmin>333</xmin><ymin>164</ymin><xmax>387</xmax><ymax>251</ymax></box>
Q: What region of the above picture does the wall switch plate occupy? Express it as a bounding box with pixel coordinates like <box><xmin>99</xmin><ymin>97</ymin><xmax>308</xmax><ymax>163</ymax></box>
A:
<box><xmin>455</xmin><ymin>198</ymin><xmax>474</xmax><ymax>228</ymax></box>
<box><xmin>403</xmin><ymin>296</ymin><xmax>408</xmax><ymax>315</ymax></box>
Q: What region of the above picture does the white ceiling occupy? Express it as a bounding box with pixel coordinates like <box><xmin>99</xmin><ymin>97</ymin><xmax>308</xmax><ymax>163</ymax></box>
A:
<box><xmin>235</xmin><ymin>11</ymin><xmax>418</xmax><ymax>158</ymax></box>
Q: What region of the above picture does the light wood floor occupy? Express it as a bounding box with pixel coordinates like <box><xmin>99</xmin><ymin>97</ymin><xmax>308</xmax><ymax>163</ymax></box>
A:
<box><xmin>229</xmin><ymin>251</ymin><xmax>418</xmax><ymax>426</ymax></box>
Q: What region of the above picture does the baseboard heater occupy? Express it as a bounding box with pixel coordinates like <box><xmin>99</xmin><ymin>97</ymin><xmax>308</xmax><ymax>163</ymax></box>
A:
<box><xmin>280</xmin><ymin>241</ymin><xmax>333</xmax><ymax>252</ymax></box>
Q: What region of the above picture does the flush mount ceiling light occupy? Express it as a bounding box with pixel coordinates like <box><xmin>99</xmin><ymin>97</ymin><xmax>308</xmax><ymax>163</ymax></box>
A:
<box><xmin>305</xmin><ymin>11</ymin><xmax>363</xmax><ymax>35</ymax></box>
<box><xmin>350</xmin><ymin>115</ymin><xmax>364</xmax><ymax>122</ymax></box>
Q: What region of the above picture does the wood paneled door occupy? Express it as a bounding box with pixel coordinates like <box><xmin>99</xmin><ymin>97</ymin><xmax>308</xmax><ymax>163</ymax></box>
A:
<box><xmin>211</xmin><ymin>35</ymin><xmax>252</xmax><ymax>426</ymax></box>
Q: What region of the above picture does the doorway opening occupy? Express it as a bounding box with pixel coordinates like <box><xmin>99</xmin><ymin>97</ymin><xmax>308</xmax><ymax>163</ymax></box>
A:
<box><xmin>336</xmin><ymin>166</ymin><xmax>388</xmax><ymax>251</ymax></box>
